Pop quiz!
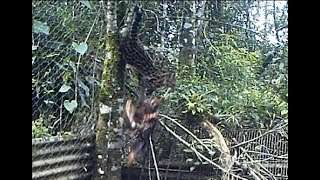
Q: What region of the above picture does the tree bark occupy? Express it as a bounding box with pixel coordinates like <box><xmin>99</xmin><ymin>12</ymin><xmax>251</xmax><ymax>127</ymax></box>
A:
<box><xmin>95</xmin><ymin>1</ymin><xmax>124</xmax><ymax>179</ymax></box>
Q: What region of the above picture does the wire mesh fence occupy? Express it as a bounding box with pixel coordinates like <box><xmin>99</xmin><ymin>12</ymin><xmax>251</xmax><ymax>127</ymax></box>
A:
<box><xmin>32</xmin><ymin>1</ymin><xmax>106</xmax><ymax>179</ymax></box>
<box><xmin>32</xmin><ymin>1</ymin><xmax>106</xmax><ymax>137</ymax></box>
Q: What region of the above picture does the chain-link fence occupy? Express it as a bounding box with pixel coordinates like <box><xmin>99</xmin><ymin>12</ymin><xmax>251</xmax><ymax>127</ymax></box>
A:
<box><xmin>32</xmin><ymin>1</ymin><xmax>107</xmax><ymax>179</ymax></box>
<box><xmin>32</xmin><ymin>1</ymin><xmax>107</xmax><ymax>137</ymax></box>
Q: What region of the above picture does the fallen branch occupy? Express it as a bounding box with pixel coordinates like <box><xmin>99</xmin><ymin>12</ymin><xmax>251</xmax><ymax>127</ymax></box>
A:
<box><xmin>160</xmin><ymin>114</ymin><xmax>215</xmax><ymax>155</ymax></box>
<box><xmin>158</xmin><ymin>119</ymin><xmax>247</xmax><ymax>180</ymax></box>
<box><xmin>233</xmin><ymin>138</ymin><xmax>277</xmax><ymax>180</ymax></box>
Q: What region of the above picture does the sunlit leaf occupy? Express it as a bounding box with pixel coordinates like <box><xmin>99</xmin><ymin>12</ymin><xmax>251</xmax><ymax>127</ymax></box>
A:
<box><xmin>80</xmin><ymin>0</ymin><xmax>92</xmax><ymax>9</ymax></box>
<box><xmin>59</xmin><ymin>84</ymin><xmax>71</xmax><ymax>93</ymax></box>
<box><xmin>72</xmin><ymin>42</ymin><xmax>88</xmax><ymax>55</ymax></box>
<box><xmin>33</xmin><ymin>20</ymin><xmax>50</xmax><ymax>35</ymax></box>
<box><xmin>64</xmin><ymin>100</ymin><xmax>78</xmax><ymax>113</ymax></box>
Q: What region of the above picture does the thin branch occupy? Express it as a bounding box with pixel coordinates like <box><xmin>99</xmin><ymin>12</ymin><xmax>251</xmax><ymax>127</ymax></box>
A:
<box><xmin>144</xmin><ymin>9</ymin><xmax>160</xmax><ymax>32</ymax></box>
<box><xmin>276</xmin><ymin>24</ymin><xmax>288</xmax><ymax>31</ymax></box>
<box><xmin>158</xmin><ymin>119</ymin><xmax>247</xmax><ymax>180</ymax></box>
<box><xmin>160</xmin><ymin>114</ymin><xmax>216</xmax><ymax>155</ymax></box>
<box><xmin>233</xmin><ymin>138</ymin><xmax>277</xmax><ymax>180</ymax></box>
<box><xmin>150</xmin><ymin>16</ymin><xmax>260</xmax><ymax>35</ymax></box>
<box><xmin>149</xmin><ymin>136</ymin><xmax>160</xmax><ymax>180</ymax></box>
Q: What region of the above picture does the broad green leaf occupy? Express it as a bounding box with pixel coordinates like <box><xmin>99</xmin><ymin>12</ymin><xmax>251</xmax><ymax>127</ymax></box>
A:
<box><xmin>64</xmin><ymin>100</ymin><xmax>78</xmax><ymax>113</ymax></box>
<box><xmin>59</xmin><ymin>84</ymin><xmax>71</xmax><ymax>93</ymax></box>
<box><xmin>280</xmin><ymin>110</ymin><xmax>288</xmax><ymax>115</ymax></box>
<box><xmin>80</xmin><ymin>0</ymin><xmax>92</xmax><ymax>9</ymax></box>
<box><xmin>72</xmin><ymin>42</ymin><xmax>88</xmax><ymax>55</ymax></box>
<box><xmin>33</xmin><ymin>20</ymin><xmax>50</xmax><ymax>35</ymax></box>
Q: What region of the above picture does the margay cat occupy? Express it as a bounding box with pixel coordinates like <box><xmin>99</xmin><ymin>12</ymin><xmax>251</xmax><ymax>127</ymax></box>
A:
<box><xmin>120</xmin><ymin>6</ymin><xmax>176</xmax><ymax>99</ymax></box>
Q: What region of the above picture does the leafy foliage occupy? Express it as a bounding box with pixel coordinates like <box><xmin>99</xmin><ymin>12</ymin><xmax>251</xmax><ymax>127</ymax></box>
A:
<box><xmin>32</xmin><ymin>1</ymin><xmax>288</xmax><ymax>134</ymax></box>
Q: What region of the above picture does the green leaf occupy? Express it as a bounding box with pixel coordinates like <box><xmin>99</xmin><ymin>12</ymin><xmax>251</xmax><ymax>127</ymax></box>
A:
<box><xmin>80</xmin><ymin>0</ymin><xmax>92</xmax><ymax>9</ymax></box>
<box><xmin>279</xmin><ymin>62</ymin><xmax>284</xmax><ymax>70</ymax></box>
<box><xmin>72</xmin><ymin>42</ymin><xmax>88</xmax><ymax>55</ymax></box>
<box><xmin>59</xmin><ymin>84</ymin><xmax>71</xmax><ymax>93</ymax></box>
<box><xmin>85</xmin><ymin>76</ymin><xmax>101</xmax><ymax>86</ymax></box>
<box><xmin>33</xmin><ymin>20</ymin><xmax>50</xmax><ymax>35</ymax></box>
<box><xmin>187</xmin><ymin>102</ymin><xmax>195</xmax><ymax>109</ymax></box>
<box><xmin>45</xmin><ymin>41</ymin><xmax>63</xmax><ymax>50</ymax></box>
<box><xmin>64</xmin><ymin>100</ymin><xmax>78</xmax><ymax>113</ymax></box>
<box><xmin>280</xmin><ymin>110</ymin><xmax>288</xmax><ymax>115</ymax></box>
<box><xmin>68</xmin><ymin>61</ymin><xmax>76</xmax><ymax>72</ymax></box>
<box><xmin>196</xmin><ymin>145</ymin><xmax>204</xmax><ymax>151</ymax></box>
<box><xmin>184</xmin><ymin>22</ymin><xmax>192</xmax><ymax>29</ymax></box>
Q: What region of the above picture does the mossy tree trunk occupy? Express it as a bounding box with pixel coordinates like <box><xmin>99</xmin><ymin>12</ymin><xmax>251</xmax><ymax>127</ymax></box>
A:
<box><xmin>95</xmin><ymin>1</ymin><xmax>124</xmax><ymax>179</ymax></box>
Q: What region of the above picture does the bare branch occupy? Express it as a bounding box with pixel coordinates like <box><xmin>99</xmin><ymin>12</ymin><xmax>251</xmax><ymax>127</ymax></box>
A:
<box><xmin>158</xmin><ymin>119</ymin><xmax>248</xmax><ymax>180</ymax></box>
<box><xmin>149</xmin><ymin>136</ymin><xmax>160</xmax><ymax>180</ymax></box>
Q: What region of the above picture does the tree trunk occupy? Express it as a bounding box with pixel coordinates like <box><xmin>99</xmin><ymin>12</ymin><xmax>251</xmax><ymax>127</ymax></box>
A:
<box><xmin>95</xmin><ymin>1</ymin><xmax>124</xmax><ymax>179</ymax></box>
<box><xmin>273</xmin><ymin>0</ymin><xmax>279</xmax><ymax>42</ymax></box>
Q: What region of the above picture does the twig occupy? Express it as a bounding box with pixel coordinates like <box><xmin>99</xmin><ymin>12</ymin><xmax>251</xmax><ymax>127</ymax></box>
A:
<box><xmin>233</xmin><ymin>138</ymin><xmax>277</xmax><ymax>180</ymax></box>
<box><xmin>149</xmin><ymin>136</ymin><xmax>160</xmax><ymax>180</ymax></box>
<box><xmin>143</xmin><ymin>9</ymin><xmax>160</xmax><ymax>32</ymax></box>
<box><xmin>158</xmin><ymin>119</ymin><xmax>247</xmax><ymax>180</ymax></box>
<box><xmin>203</xmin><ymin>22</ymin><xmax>219</xmax><ymax>53</ymax></box>
<box><xmin>276</xmin><ymin>24</ymin><xmax>288</xmax><ymax>31</ymax></box>
<box><xmin>162</xmin><ymin>87</ymin><xmax>172</xmax><ymax>99</ymax></box>
<box><xmin>160</xmin><ymin>114</ymin><xmax>216</xmax><ymax>155</ymax></box>
<box><xmin>148</xmin><ymin>149</ymin><xmax>151</xmax><ymax>180</ymax></box>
